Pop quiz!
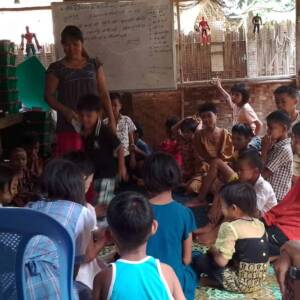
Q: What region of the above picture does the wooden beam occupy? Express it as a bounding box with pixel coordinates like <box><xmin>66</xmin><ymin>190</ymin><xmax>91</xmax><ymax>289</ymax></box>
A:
<box><xmin>296</xmin><ymin>0</ymin><xmax>300</xmax><ymax>86</ymax></box>
<box><xmin>0</xmin><ymin>6</ymin><xmax>50</xmax><ymax>12</ymax></box>
<box><xmin>176</xmin><ymin>0</ymin><xmax>183</xmax><ymax>84</ymax></box>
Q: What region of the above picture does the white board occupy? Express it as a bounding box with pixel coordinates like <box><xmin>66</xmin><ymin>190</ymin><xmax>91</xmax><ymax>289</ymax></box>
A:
<box><xmin>51</xmin><ymin>0</ymin><xmax>176</xmax><ymax>91</ymax></box>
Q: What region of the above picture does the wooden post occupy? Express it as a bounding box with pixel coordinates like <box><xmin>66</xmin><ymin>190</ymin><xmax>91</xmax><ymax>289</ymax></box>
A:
<box><xmin>296</xmin><ymin>0</ymin><xmax>300</xmax><ymax>86</ymax></box>
<box><xmin>176</xmin><ymin>0</ymin><xmax>183</xmax><ymax>84</ymax></box>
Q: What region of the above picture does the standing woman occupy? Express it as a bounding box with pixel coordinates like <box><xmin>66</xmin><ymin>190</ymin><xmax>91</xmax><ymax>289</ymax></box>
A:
<box><xmin>45</xmin><ymin>25</ymin><xmax>115</xmax><ymax>156</ymax></box>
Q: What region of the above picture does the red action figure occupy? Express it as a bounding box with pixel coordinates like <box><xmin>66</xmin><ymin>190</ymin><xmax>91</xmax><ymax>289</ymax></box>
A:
<box><xmin>199</xmin><ymin>17</ymin><xmax>210</xmax><ymax>45</ymax></box>
<box><xmin>20</xmin><ymin>26</ymin><xmax>41</xmax><ymax>57</ymax></box>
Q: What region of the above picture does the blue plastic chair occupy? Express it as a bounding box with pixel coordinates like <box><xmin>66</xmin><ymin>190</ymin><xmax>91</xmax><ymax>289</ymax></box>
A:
<box><xmin>0</xmin><ymin>208</ymin><xmax>75</xmax><ymax>300</ymax></box>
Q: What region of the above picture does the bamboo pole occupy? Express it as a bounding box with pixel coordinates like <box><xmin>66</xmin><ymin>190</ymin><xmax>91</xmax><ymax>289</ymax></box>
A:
<box><xmin>176</xmin><ymin>0</ymin><xmax>183</xmax><ymax>84</ymax></box>
<box><xmin>296</xmin><ymin>0</ymin><xmax>300</xmax><ymax>86</ymax></box>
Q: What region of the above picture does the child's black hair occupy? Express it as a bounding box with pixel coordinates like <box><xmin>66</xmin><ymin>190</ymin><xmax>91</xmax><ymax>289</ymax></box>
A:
<box><xmin>107</xmin><ymin>191</ymin><xmax>154</xmax><ymax>250</ymax></box>
<box><xmin>77</xmin><ymin>94</ymin><xmax>102</xmax><ymax>112</ymax></box>
<box><xmin>232</xmin><ymin>123</ymin><xmax>254</xmax><ymax>138</ymax></box>
<box><xmin>109</xmin><ymin>92</ymin><xmax>122</xmax><ymax>103</ymax></box>
<box><xmin>198</xmin><ymin>102</ymin><xmax>217</xmax><ymax>115</ymax></box>
<box><xmin>180</xmin><ymin>118</ymin><xmax>199</xmax><ymax>133</ymax></box>
<box><xmin>238</xmin><ymin>149</ymin><xmax>264</xmax><ymax>173</ymax></box>
<box><xmin>266</xmin><ymin>110</ymin><xmax>291</xmax><ymax>130</ymax></box>
<box><xmin>292</xmin><ymin>122</ymin><xmax>300</xmax><ymax>138</ymax></box>
<box><xmin>165</xmin><ymin>116</ymin><xmax>179</xmax><ymax>129</ymax></box>
<box><xmin>220</xmin><ymin>182</ymin><xmax>257</xmax><ymax>217</ymax></box>
<box><xmin>63</xmin><ymin>151</ymin><xmax>95</xmax><ymax>177</ymax></box>
<box><xmin>21</xmin><ymin>132</ymin><xmax>39</xmax><ymax>149</ymax></box>
<box><xmin>135</xmin><ymin>124</ymin><xmax>144</xmax><ymax>138</ymax></box>
<box><xmin>143</xmin><ymin>152</ymin><xmax>181</xmax><ymax>194</ymax></box>
<box><xmin>41</xmin><ymin>159</ymin><xmax>85</xmax><ymax>205</ymax></box>
<box><xmin>61</xmin><ymin>25</ymin><xmax>84</xmax><ymax>43</ymax></box>
<box><xmin>274</xmin><ymin>85</ymin><xmax>299</xmax><ymax>98</ymax></box>
<box><xmin>0</xmin><ymin>163</ymin><xmax>17</xmax><ymax>192</ymax></box>
<box><xmin>230</xmin><ymin>83</ymin><xmax>250</xmax><ymax>104</ymax></box>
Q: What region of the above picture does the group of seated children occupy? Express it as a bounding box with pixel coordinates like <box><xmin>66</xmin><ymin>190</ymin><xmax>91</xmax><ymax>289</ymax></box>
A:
<box><xmin>1</xmin><ymin>81</ymin><xmax>300</xmax><ymax>300</ymax></box>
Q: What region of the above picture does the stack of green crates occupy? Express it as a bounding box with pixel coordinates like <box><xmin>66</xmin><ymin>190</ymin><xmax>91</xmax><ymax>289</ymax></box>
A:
<box><xmin>23</xmin><ymin>111</ymin><xmax>54</xmax><ymax>157</ymax></box>
<box><xmin>0</xmin><ymin>40</ymin><xmax>21</xmax><ymax>115</ymax></box>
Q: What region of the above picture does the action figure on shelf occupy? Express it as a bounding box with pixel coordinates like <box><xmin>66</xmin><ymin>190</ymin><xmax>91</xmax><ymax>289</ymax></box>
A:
<box><xmin>20</xmin><ymin>26</ymin><xmax>42</xmax><ymax>57</ymax></box>
<box><xmin>199</xmin><ymin>17</ymin><xmax>210</xmax><ymax>45</ymax></box>
<box><xmin>252</xmin><ymin>14</ymin><xmax>262</xmax><ymax>34</ymax></box>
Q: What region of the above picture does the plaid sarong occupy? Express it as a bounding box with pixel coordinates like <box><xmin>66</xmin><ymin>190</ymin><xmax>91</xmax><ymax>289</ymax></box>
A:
<box><xmin>94</xmin><ymin>178</ymin><xmax>116</xmax><ymax>205</ymax></box>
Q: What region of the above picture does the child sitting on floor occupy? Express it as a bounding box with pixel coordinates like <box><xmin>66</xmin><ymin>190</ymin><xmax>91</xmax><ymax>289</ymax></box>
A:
<box><xmin>238</xmin><ymin>150</ymin><xmax>277</xmax><ymax>214</ymax></box>
<box><xmin>160</xmin><ymin>116</ymin><xmax>183</xmax><ymax>167</ymax></box>
<box><xmin>263</xmin><ymin>122</ymin><xmax>300</xmax><ymax>256</ymax></box>
<box><xmin>24</xmin><ymin>159</ymin><xmax>105</xmax><ymax>300</ymax></box>
<box><xmin>144</xmin><ymin>152</ymin><xmax>197</xmax><ymax>300</ymax></box>
<box><xmin>194</xmin><ymin>123</ymin><xmax>255</xmax><ymax>206</ymax></box>
<box><xmin>261</xmin><ymin>110</ymin><xmax>293</xmax><ymax>202</ymax></box>
<box><xmin>75</xmin><ymin>94</ymin><xmax>127</xmax><ymax>216</ymax></box>
<box><xmin>93</xmin><ymin>191</ymin><xmax>185</xmax><ymax>300</ymax></box>
<box><xmin>171</xmin><ymin>117</ymin><xmax>202</xmax><ymax>183</ymax></box>
<box><xmin>194</xmin><ymin>102</ymin><xmax>233</xmax><ymax>164</ymax></box>
<box><xmin>0</xmin><ymin>163</ymin><xmax>18</xmax><ymax>207</ymax></box>
<box><xmin>212</xmin><ymin>78</ymin><xmax>262</xmax><ymax>136</ymax></box>
<box><xmin>193</xmin><ymin>182</ymin><xmax>269</xmax><ymax>293</ymax></box>
<box><xmin>63</xmin><ymin>151</ymin><xmax>109</xmax><ymax>297</ymax></box>
<box><xmin>22</xmin><ymin>132</ymin><xmax>43</xmax><ymax>178</ymax></box>
<box><xmin>10</xmin><ymin>147</ymin><xmax>36</xmax><ymax>206</ymax></box>
<box><xmin>273</xmin><ymin>85</ymin><xmax>300</xmax><ymax>127</ymax></box>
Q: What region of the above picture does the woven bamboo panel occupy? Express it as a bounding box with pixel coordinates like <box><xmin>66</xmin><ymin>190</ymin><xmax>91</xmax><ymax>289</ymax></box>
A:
<box><xmin>178</xmin><ymin>30</ymin><xmax>247</xmax><ymax>81</ymax></box>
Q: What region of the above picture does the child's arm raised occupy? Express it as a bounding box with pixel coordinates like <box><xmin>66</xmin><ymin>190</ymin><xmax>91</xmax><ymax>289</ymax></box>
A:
<box><xmin>160</xmin><ymin>263</ymin><xmax>186</xmax><ymax>300</ymax></box>
<box><xmin>211</xmin><ymin>78</ymin><xmax>234</xmax><ymax>110</ymax></box>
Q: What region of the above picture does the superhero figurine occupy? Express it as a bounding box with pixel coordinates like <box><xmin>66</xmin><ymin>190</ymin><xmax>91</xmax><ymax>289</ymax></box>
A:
<box><xmin>199</xmin><ymin>17</ymin><xmax>210</xmax><ymax>45</ymax></box>
<box><xmin>252</xmin><ymin>14</ymin><xmax>262</xmax><ymax>34</ymax></box>
<box><xmin>20</xmin><ymin>26</ymin><xmax>42</xmax><ymax>57</ymax></box>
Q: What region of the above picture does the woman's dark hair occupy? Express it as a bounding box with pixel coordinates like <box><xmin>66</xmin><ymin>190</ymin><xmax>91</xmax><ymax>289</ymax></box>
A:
<box><xmin>180</xmin><ymin>118</ymin><xmax>199</xmax><ymax>133</ymax></box>
<box><xmin>266</xmin><ymin>110</ymin><xmax>291</xmax><ymax>130</ymax></box>
<box><xmin>220</xmin><ymin>182</ymin><xmax>257</xmax><ymax>217</ymax></box>
<box><xmin>77</xmin><ymin>94</ymin><xmax>102</xmax><ymax>112</ymax></box>
<box><xmin>135</xmin><ymin>124</ymin><xmax>144</xmax><ymax>138</ymax></box>
<box><xmin>165</xmin><ymin>116</ymin><xmax>179</xmax><ymax>129</ymax></box>
<box><xmin>63</xmin><ymin>151</ymin><xmax>95</xmax><ymax>176</ymax></box>
<box><xmin>238</xmin><ymin>149</ymin><xmax>264</xmax><ymax>173</ymax></box>
<box><xmin>107</xmin><ymin>192</ymin><xmax>154</xmax><ymax>250</ymax></box>
<box><xmin>41</xmin><ymin>159</ymin><xmax>85</xmax><ymax>205</ymax></box>
<box><xmin>292</xmin><ymin>122</ymin><xmax>300</xmax><ymax>137</ymax></box>
<box><xmin>274</xmin><ymin>85</ymin><xmax>299</xmax><ymax>98</ymax></box>
<box><xmin>0</xmin><ymin>164</ymin><xmax>17</xmax><ymax>192</ymax></box>
<box><xmin>61</xmin><ymin>25</ymin><xmax>84</xmax><ymax>43</ymax></box>
<box><xmin>143</xmin><ymin>152</ymin><xmax>181</xmax><ymax>194</ymax></box>
<box><xmin>198</xmin><ymin>102</ymin><xmax>217</xmax><ymax>115</ymax></box>
<box><xmin>230</xmin><ymin>83</ymin><xmax>250</xmax><ymax>104</ymax></box>
<box><xmin>232</xmin><ymin>123</ymin><xmax>254</xmax><ymax>138</ymax></box>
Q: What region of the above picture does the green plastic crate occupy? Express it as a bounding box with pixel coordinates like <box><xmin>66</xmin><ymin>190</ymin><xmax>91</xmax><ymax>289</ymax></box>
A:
<box><xmin>0</xmin><ymin>100</ymin><xmax>21</xmax><ymax>114</ymax></box>
<box><xmin>0</xmin><ymin>66</ymin><xmax>16</xmax><ymax>77</ymax></box>
<box><xmin>0</xmin><ymin>53</ymin><xmax>16</xmax><ymax>66</ymax></box>
<box><xmin>0</xmin><ymin>78</ymin><xmax>17</xmax><ymax>90</ymax></box>
<box><xmin>0</xmin><ymin>90</ymin><xmax>18</xmax><ymax>102</ymax></box>
<box><xmin>0</xmin><ymin>40</ymin><xmax>13</xmax><ymax>52</ymax></box>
